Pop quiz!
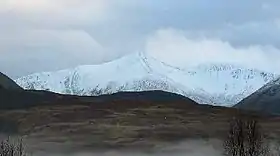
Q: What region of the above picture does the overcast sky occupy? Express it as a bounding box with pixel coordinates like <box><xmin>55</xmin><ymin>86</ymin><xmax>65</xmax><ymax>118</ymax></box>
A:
<box><xmin>1</xmin><ymin>0</ymin><xmax>280</xmax><ymax>78</ymax></box>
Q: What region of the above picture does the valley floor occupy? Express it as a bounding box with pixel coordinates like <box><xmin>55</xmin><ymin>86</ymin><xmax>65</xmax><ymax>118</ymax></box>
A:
<box><xmin>27</xmin><ymin>139</ymin><xmax>224</xmax><ymax>156</ymax></box>
<box><xmin>1</xmin><ymin>98</ymin><xmax>280</xmax><ymax>155</ymax></box>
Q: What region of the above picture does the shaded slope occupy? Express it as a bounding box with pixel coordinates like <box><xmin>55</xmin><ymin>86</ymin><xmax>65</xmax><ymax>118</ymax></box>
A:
<box><xmin>0</xmin><ymin>89</ymin><xmax>63</xmax><ymax>109</ymax></box>
<box><xmin>0</xmin><ymin>72</ymin><xmax>22</xmax><ymax>90</ymax></box>
<box><xmin>97</xmin><ymin>90</ymin><xmax>198</xmax><ymax>103</ymax></box>
<box><xmin>234</xmin><ymin>77</ymin><xmax>280</xmax><ymax>114</ymax></box>
<box><xmin>1</xmin><ymin>72</ymin><xmax>198</xmax><ymax>110</ymax></box>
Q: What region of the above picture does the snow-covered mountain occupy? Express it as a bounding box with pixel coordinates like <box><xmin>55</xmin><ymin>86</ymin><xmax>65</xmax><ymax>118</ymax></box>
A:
<box><xmin>15</xmin><ymin>52</ymin><xmax>278</xmax><ymax>106</ymax></box>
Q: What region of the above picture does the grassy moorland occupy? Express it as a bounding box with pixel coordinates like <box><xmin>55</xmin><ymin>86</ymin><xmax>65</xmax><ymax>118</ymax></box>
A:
<box><xmin>1</xmin><ymin>91</ymin><xmax>280</xmax><ymax>153</ymax></box>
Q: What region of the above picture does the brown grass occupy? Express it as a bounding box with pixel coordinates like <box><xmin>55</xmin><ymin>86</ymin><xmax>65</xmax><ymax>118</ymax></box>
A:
<box><xmin>0</xmin><ymin>100</ymin><xmax>280</xmax><ymax>152</ymax></box>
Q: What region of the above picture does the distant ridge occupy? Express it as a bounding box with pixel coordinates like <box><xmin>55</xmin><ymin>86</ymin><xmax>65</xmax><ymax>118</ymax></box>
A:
<box><xmin>0</xmin><ymin>71</ymin><xmax>198</xmax><ymax>110</ymax></box>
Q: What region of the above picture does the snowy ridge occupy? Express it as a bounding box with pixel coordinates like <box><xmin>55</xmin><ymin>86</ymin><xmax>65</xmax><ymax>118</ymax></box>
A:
<box><xmin>251</xmin><ymin>76</ymin><xmax>280</xmax><ymax>95</ymax></box>
<box><xmin>15</xmin><ymin>52</ymin><xmax>278</xmax><ymax>106</ymax></box>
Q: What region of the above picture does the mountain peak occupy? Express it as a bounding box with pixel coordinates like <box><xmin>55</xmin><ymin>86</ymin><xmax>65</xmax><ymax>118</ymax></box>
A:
<box><xmin>15</xmin><ymin>53</ymin><xmax>278</xmax><ymax>106</ymax></box>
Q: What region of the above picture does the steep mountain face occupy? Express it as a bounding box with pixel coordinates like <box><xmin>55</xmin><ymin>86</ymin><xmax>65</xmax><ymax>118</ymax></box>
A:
<box><xmin>15</xmin><ymin>52</ymin><xmax>278</xmax><ymax>106</ymax></box>
<box><xmin>0</xmin><ymin>72</ymin><xmax>22</xmax><ymax>90</ymax></box>
<box><xmin>235</xmin><ymin>77</ymin><xmax>280</xmax><ymax>114</ymax></box>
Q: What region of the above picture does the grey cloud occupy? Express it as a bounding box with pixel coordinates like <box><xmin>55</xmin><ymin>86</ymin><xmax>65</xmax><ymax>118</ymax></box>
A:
<box><xmin>0</xmin><ymin>29</ymin><xmax>105</xmax><ymax>78</ymax></box>
<box><xmin>1</xmin><ymin>0</ymin><xmax>280</xmax><ymax>77</ymax></box>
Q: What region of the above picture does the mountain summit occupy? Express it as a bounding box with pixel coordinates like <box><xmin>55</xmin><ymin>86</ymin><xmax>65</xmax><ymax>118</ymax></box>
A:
<box><xmin>15</xmin><ymin>52</ymin><xmax>277</xmax><ymax>106</ymax></box>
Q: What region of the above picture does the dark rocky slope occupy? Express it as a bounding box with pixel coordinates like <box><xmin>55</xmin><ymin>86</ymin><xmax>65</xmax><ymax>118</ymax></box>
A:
<box><xmin>235</xmin><ymin>77</ymin><xmax>280</xmax><ymax>115</ymax></box>
<box><xmin>0</xmin><ymin>72</ymin><xmax>22</xmax><ymax>90</ymax></box>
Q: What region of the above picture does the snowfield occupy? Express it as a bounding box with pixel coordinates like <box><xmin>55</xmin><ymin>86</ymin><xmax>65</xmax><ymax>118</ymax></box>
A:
<box><xmin>15</xmin><ymin>52</ymin><xmax>278</xmax><ymax>106</ymax></box>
